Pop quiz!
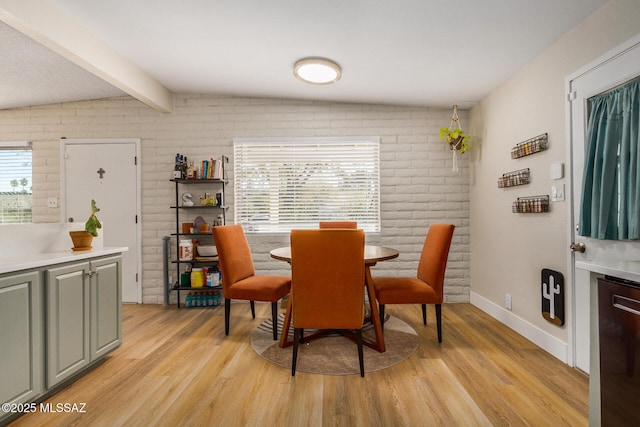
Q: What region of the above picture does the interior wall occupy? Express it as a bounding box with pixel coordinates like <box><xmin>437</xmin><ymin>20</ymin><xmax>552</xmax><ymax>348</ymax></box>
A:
<box><xmin>0</xmin><ymin>95</ymin><xmax>470</xmax><ymax>304</ymax></box>
<box><xmin>468</xmin><ymin>0</ymin><xmax>640</xmax><ymax>359</ymax></box>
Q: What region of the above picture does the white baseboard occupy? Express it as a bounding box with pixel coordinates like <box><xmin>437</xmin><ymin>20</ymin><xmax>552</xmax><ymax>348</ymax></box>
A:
<box><xmin>470</xmin><ymin>291</ymin><xmax>568</xmax><ymax>364</ymax></box>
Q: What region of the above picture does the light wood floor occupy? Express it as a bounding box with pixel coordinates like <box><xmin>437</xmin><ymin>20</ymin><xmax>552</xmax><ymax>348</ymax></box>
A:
<box><xmin>9</xmin><ymin>302</ymin><xmax>588</xmax><ymax>427</ymax></box>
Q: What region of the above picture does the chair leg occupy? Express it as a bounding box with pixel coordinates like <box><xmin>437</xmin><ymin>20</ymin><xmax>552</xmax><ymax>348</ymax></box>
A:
<box><xmin>422</xmin><ymin>304</ymin><xmax>427</xmax><ymax>325</ymax></box>
<box><xmin>299</xmin><ymin>329</ymin><xmax>304</xmax><ymax>343</ymax></box>
<box><xmin>250</xmin><ymin>301</ymin><xmax>256</xmax><ymax>319</ymax></box>
<box><xmin>271</xmin><ymin>302</ymin><xmax>278</xmax><ymax>340</ymax></box>
<box><xmin>356</xmin><ymin>328</ymin><xmax>365</xmax><ymax>377</ymax></box>
<box><xmin>292</xmin><ymin>328</ymin><xmax>301</xmax><ymax>376</ymax></box>
<box><xmin>379</xmin><ymin>304</ymin><xmax>385</xmax><ymax>332</ymax></box>
<box><xmin>224</xmin><ymin>298</ymin><xmax>231</xmax><ymax>336</ymax></box>
<box><xmin>436</xmin><ymin>304</ymin><xmax>442</xmax><ymax>343</ymax></box>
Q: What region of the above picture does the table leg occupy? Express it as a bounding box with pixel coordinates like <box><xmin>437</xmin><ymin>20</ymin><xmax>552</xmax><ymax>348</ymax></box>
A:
<box><xmin>279</xmin><ymin>295</ymin><xmax>293</xmax><ymax>348</ymax></box>
<box><xmin>364</xmin><ymin>266</ymin><xmax>386</xmax><ymax>353</ymax></box>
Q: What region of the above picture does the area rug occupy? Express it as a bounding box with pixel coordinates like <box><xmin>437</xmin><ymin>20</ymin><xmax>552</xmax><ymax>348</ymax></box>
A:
<box><xmin>251</xmin><ymin>314</ymin><xmax>419</xmax><ymax>375</ymax></box>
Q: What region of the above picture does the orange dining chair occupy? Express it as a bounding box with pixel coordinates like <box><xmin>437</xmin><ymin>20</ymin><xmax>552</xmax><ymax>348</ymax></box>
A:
<box><xmin>212</xmin><ymin>224</ymin><xmax>291</xmax><ymax>340</ymax></box>
<box><xmin>318</xmin><ymin>221</ymin><xmax>358</xmax><ymax>229</ymax></box>
<box><xmin>319</xmin><ymin>221</ymin><xmax>358</xmax><ymax>229</ymax></box>
<box><xmin>373</xmin><ymin>224</ymin><xmax>455</xmax><ymax>343</ymax></box>
<box><xmin>290</xmin><ymin>229</ymin><xmax>366</xmax><ymax>376</ymax></box>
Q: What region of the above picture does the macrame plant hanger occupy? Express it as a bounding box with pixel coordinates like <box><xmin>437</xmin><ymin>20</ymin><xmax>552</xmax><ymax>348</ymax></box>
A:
<box><xmin>449</xmin><ymin>104</ymin><xmax>461</xmax><ymax>173</ymax></box>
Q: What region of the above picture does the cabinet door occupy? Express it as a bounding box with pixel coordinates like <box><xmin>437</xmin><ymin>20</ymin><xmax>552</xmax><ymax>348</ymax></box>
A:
<box><xmin>90</xmin><ymin>256</ymin><xmax>122</xmax><ymax>360</ymax></box>
<box><xmin>0</xmin><ymin>272</ymin><xmax>42</xmax><ymax>408</ymax></box>
<box><xmin>46</xmin><ymin>263</ymin><xmax>90</xmax><ymax>388</ymax></box>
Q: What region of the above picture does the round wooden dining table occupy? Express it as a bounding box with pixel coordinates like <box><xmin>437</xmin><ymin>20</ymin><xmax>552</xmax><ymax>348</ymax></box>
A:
<box><xmin>270</xmin><ymin>245</ymin><xmax>399</xmax><ymax>353</ymax></box>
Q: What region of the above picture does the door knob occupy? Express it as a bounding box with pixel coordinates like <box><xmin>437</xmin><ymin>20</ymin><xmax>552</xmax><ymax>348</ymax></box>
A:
<box><xmin>570</xmin><ymin>242</ymin><xmax>586</xmax><ymax>253</ymax></box>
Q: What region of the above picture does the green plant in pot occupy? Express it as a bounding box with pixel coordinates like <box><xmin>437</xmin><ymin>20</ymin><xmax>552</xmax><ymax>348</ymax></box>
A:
<box><xmin>441</xmin><ymin>104</ymin><xmax>472</xmax><ymax>173</ymax></box>
<box><xmin>69</xmin><ymin>199</ymin><xmax>102</xmax><ymax>250</ymax></box>
<box><xmin>439</xmin><ymin>127</ymin><xmax>471</xmax><ymax>153</ymax></box>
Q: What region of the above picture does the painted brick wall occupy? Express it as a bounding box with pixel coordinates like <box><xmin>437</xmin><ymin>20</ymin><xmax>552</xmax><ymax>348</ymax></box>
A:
<box><xmin>0</xmin><ymin>94</ymin><xmax>470</xmax><ymax>304</ymax></box>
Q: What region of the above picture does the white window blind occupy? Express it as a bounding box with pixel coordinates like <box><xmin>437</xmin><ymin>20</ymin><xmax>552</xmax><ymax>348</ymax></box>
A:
<box><xmin>234</xmin><ymin>137</ymin><xmax>380</xmax><ymax>233</ymax></box>
<box><xmin>0</xmin><ymin>141</ymin><xmax>33</xmax><ymax>223</ymax></box>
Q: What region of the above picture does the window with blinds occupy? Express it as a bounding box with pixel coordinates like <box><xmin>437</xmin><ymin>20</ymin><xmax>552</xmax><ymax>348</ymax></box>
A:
<box><xmin>233</xmin><ymin>137</ymin><xmax>380</xmax><ymax>233</ymax></box>
<box><xmin>0</xmin><ymin>142</ymin><xmax>33</xmax><ymax>223</ymax></box>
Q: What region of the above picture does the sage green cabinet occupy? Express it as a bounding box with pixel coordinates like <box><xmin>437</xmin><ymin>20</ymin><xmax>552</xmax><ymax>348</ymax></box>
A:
<box><xmin>45</xmin><ymin>256</ymin><xmax>122</xmax><ymax>388</ymax></box>
<box><xmin>0</xmin><ymin>271</ymin><xmax>43</xmax><ymax>408</ymax></box>
<box><xmin>0</xmin><ymin>252</ymin><xmax>122</xmax><ymax>425</ymax></box>
<box><xmin>45</xmin><ymin>262</ymin><xmax>91</xmax><ymax>387</ymax></box>
<box><xmin>90</xmin><ymin>256</ymin><xmax>122</xmax><ymax>360</ymax></box>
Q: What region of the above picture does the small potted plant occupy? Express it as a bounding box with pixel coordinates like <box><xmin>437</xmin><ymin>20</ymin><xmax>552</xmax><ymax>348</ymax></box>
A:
<box><xmin>440</xmin><ymin>127</ymin><xmax>471</xmax><ymax>153</ymax></box>
<box><xmin>69</xmin><ymin>199</ymin><xmax>102</xmax><ymax>250</ymax></box>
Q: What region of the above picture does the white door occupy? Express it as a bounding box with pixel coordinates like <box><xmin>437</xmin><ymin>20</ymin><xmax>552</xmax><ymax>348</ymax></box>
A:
<box><xmin>568</xmin><ymin>35</ymin><xmax>640</xmax><ymax>373</ymax></box>
<box><xmin>61</xmin><ymin>139</ymin><xmax>141</xmax><ymax>303</ymax></box>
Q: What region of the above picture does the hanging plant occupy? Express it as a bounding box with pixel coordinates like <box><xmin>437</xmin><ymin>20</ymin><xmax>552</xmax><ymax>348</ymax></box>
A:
<box><xmin>439</xmin><ymin>127</ymin><xmax>471</xmax><ymax>153</ymax></box>
<box><xmin>440</xmin><ymin>105</ymin><xmax>472</xmax><ymax>173</ymax></box>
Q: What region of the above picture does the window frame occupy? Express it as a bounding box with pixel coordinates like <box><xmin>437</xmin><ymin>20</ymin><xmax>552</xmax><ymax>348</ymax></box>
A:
<box><xmin>0</xmin><ymin>141</ymin><xmax>33</xmax><ymax>224</ymax></box>
<box><xmin>233</xmin><ymin>136</ymin><xmax>381</xmax><ymax>234</ymax></box>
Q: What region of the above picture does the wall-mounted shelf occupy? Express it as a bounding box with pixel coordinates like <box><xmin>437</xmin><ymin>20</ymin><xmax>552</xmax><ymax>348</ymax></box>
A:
<box><xmin>511</xmin><ymin>133</ymin><xmax>548</xmax><ymax>159</ymax></box>
<box><xmin>512</xmin><ymin>195</ymin><xmax>549</xmax><ymax>213</ymax></box>
<box><xmin>498</xmin><ymin>168</ymin><xmax>530</xmax><ymax>188</ymax></box>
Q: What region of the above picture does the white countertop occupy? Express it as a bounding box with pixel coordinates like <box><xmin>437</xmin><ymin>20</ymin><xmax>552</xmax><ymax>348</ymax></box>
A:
<box><xmin>0</xmin><ymin>247</ymin><xmax>128</xmax><ymax>275</ymax></box>
<box><xmin>576</xmin><ymin>259</ymin><xmax>640</xmax><ymax>283</ymax></box>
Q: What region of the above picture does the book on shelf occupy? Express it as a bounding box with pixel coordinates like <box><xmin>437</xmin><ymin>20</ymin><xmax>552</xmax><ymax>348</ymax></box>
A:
<box><xmin>173</xmin><ymin>154</ymin><xmax>225</xmax><ymax>180</ymax></box>
<box><xmin>197</xmin><ymin>156</ymin><xmax>224</xmax><ymax>180</ymax></box>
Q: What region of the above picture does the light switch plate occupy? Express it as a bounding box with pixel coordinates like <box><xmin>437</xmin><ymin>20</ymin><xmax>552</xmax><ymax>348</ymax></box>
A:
<box><xmin>47</xmin><ymin>197</ymin><xmax>58</xmax><ymax>208</ymax></box>
<box><xmin>552</xmin><ymin>184</ymin><xmax>565</xmax><ymax>202</ymax></box>
<box><xmin>551</xmin><ymin>163</ymin><xmax>564</xmax><ymax>180</ymax></box>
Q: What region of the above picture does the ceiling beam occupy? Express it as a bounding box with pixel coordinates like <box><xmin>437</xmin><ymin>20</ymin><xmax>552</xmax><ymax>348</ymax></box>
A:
<box><xmin>0</xmin><ymin>0</ymin><xmax>173</xmax><ymax>113</ymax></box>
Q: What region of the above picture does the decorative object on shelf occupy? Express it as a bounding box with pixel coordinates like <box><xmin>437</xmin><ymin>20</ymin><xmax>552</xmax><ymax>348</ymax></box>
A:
<box><xmin>512</xmin><ymin>195</ymin><xmax>549</xmax><ymax>213</ymax></box>
<box><xmin>200</xmin><ymin>192</ymin><xmax>217</xmax><ymax>206</ymax></box>
<box><xmin>498</xmin><ymin>168</ymin><xmax>530</xmax><ymax>188</ymax></box>
<box><xmin>69</xmin><ymin>199</ymin><xmax>102</xmax><ymax>251</ymax></box>
<box><xmin>193</xmin><ymin>216</ymin><xmax>207</xmax><ymax>232</ymax></box>
<box><xmin>511</xmin><ymin>133</ymin><xmax>548</xmax><ymax>159</ymax></box>
<box><xmin>440</xmin><ymin>104</ymin><xmax>472</xmax><ymax>173</ymax></box>
<box><xmin>182</xmin><ymin>192</ymin><xmax>194</xmax><ymax>207</ymax></box>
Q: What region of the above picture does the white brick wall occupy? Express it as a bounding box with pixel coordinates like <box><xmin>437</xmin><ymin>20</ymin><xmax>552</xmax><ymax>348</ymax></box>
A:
<box><xmin>0</xmin><ymin>94</ymin><xmax>470</xmax><ymax>304</ymax></box>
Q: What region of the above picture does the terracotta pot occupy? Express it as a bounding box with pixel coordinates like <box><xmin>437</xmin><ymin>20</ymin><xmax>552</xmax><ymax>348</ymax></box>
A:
<box><xmin>69</xmin><ymin>230</ymin><xmax>93</xmax><ymax>250</ymax></box>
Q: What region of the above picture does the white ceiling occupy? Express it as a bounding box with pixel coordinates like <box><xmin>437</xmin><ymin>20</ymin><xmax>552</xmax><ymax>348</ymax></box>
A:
<box><xmin>0</xmin><ymin>0</ymin><xmax>609</xmax><ymax>112</ymax></box>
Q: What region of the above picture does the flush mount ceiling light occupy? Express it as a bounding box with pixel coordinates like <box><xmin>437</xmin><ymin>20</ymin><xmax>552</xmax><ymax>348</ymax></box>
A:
<box><xmin>293</xmin><ymin>57</ymin><xmax>342</xmax><ymax>85</ymax></box>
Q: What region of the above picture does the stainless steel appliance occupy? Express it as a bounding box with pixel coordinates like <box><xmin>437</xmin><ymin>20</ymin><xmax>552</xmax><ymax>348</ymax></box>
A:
<box><xmin>598</xmin><ymin>276</ymin><xmax>640</xmax><ymax>426</ymax></box>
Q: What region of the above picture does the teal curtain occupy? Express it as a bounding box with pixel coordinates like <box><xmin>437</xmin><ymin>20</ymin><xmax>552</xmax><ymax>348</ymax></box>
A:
<box><xmin>580</xmin><ymin>76</ymin><xmax>640</xmax><ymax>240</ymax></box>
